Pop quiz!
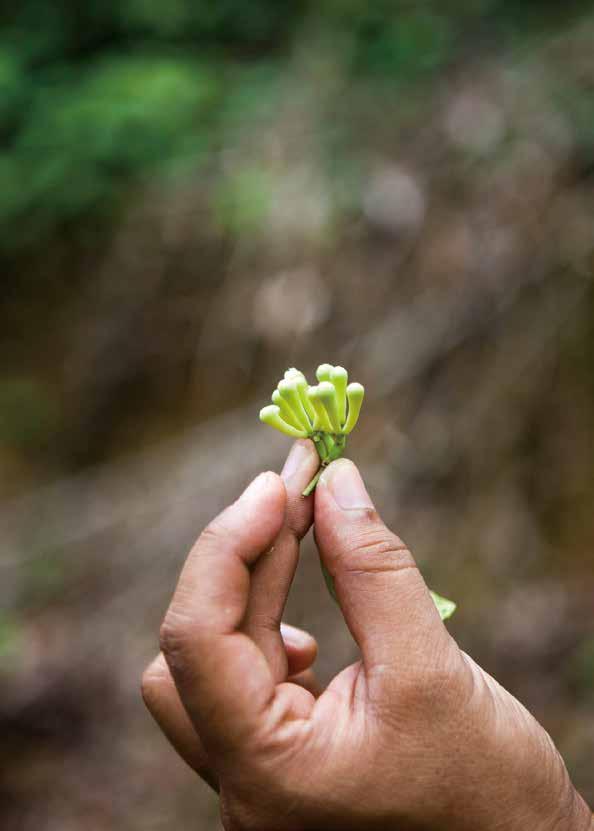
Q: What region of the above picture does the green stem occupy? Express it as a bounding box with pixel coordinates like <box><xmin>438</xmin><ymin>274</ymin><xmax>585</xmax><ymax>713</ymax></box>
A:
<box><xmin>301</xmin><ymin>465</ymin><xmax>325</xmax><ymax>497</ymax></box>
<box><xmin>321</xmin><ymin>433</ymin><xmax>335</xmax><ymax>457</ymax></box>
<box><xmin>301</xmin><ymin>433</ymin><xmax>348</xmax><ymax>496</ymax></box>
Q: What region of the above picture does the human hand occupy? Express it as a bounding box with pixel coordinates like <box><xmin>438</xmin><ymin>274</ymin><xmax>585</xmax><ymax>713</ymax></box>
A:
<box><xmin>142</xmin><ymin>441</ymin><xmax>592</xmax><ymax>831</ymax></box>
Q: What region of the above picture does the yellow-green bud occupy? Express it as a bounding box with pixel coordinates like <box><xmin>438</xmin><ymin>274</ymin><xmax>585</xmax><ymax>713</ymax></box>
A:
<box><xmin>278</xmin><ymin>379</ymin><xmax>312</xmax><ymax>432</ymax></box>
<box><xmin>315</xmin><ymin>363</ymin><xmax>333</xmax><ymax>383</ymax></box>
<box><xmin>307</xmin><ymin>385</ymin><xmax>334</xmax><ymax>432</ymax></box>
<box><xmin>259</xmin><ymin>405</ymin><xmax>307</xmax><ymax>438</ymax></box>
<box><xmin>317</xmin><ymin>381</ymin><xmax>341</xmax><ymax>433</ymax></box>
<box><xmin>330</xmin><ymin>366</ymin><xmax>348</xmax><ymax>427</ymax></box>
<box><xmin>272</xmin><ymin>389</ymin><xmax>302</xmax><ymax>429</ymax></box>
<box><xmin>284</xmin><ymin>367</ymin><xmax>305</xmax><ymax>381</ymax></box>
<box><xmin>294</xmin><ymin>375</ymin><xmax>316</xmax><ymax>423</ymax></box>
<box><xmin>342</xmin><ymin>382</ymin><xmax>364</xmax><ymax>434</ymax></box>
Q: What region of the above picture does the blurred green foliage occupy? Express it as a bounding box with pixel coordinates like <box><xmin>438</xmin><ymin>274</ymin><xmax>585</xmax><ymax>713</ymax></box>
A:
<box><xmin>0</xmin><ymin>378</ymin><xmax>60</xmax><ymax>449</ymax></box>
<box><xmin>215</xmin><ymin>166</ymin><xmax>273</xmax><ymax>235</ymax></box>
<box><xmin>0</xmin><ymin>0</ymin><xmax>591</xmax><ymax>252</ymax></box>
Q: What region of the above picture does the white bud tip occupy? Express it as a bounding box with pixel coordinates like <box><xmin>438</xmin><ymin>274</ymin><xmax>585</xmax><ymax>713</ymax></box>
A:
<box><xmin>316</xmin><ymin>363</ymin><xmax>334</xmax><ymax>381</ymax></box>
<box><xmin>278</xmin><ymin>378</ymin><xmax>297</xmax><ymax>393</ymax></box>
<box><xmin>347</xmin><ymin>382</ymin><xmax>364</xmax><ymax>397</ymax></box>
<box><xmin>331</xmin><ymin>366</ymin><xmax>348</xmax><ymax>380</ymax></box>
<box><xmin>317</xmin><ymin>381</ymin><xmax>336</xmax><ymax>397</ymax></box>
<box><xmin>260</xmin><ymin>404</ymin><xmax>280</xmax><ymax>422</ymax></box>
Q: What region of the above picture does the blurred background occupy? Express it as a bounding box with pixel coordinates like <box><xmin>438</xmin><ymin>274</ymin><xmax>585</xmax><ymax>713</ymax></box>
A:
<box><xmin>2</xmin><ymin>0</ymin><xmax>594</xmax><ymax>827</ymax></box>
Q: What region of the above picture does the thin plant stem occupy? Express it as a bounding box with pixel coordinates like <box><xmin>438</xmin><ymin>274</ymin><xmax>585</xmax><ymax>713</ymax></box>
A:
<box><xmin>302</xmin><ymin>465</ymin><xmax>325</xmax><ymax>497</ymax></box>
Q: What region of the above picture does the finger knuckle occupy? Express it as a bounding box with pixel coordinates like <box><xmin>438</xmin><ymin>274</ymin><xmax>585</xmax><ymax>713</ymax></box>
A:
<box><xmin>345</xmin><ymin>528</ymin><xmax>417</xmax><ymax>576</ymax></box>
<box><xmin>140</xmin><ymin>660</ymin><xmax>165</xmax><ymax>710</ymax></box>
<box><xmin>248</xmin><ymin>612</ymin><xmax>280</xmax><ymax>635</ymax></box>
<box><xmin>159</xmin><ymin>610</ymin><xmax>192</xmax><ymax>661</ymax></box>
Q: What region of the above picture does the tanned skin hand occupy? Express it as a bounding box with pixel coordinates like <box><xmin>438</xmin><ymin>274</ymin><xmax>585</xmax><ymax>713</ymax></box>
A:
<box><xmin>142</xmin><ymin>440</ymin><xmax>593</xmax><ymax>831</ymax></box>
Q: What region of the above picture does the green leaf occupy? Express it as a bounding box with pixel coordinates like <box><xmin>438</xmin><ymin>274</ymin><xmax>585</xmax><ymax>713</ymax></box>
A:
<box><xmin>430</xmin><ymin>590</ymin><xmax>457</xmax><ymax>621</ymax></box>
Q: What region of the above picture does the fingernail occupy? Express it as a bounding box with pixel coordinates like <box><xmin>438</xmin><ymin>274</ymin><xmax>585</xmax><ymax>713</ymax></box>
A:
<box><xmin>280</xmin><ymin>622</ymin><xmax>314</xmax><ymax>649</ymax></box>
<box><xmin>281</xmin><ymin>440</ymin><xmax>312</xmax><ymax>481</ymax></box>
<box><xmin>320</xmin><ymin>458</ymin><xmax>374</xmax><ymax>510</ymax></box>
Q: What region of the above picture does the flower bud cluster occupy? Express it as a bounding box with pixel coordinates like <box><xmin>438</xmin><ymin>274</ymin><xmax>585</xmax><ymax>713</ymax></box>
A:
<box><xmin>259</xmin><ymin>365</ymin><xmax>364</xmax><ymax>441</ymax></box>
<box><xmin>258</xmin><ymin>365</ymin><xmax>455</xmax><ymax>619</ymax></box>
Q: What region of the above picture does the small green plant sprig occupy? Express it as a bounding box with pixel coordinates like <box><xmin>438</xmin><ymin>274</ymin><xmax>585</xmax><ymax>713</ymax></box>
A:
<box><xmin>260</xmin><ymin>364</ymin><xmax>363</xmax><ymax>496</ymax></box>
<box><xmin>259</xmin><ymin>365</ymin><xmax>457</xmax><ymax>621</ymax></box>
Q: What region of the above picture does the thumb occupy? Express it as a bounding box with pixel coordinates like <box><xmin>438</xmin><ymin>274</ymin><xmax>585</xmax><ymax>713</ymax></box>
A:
<box><xmin>314</xmin><ymin>458</ymin><xmax>445</xmax><ymax>672</ymax></box>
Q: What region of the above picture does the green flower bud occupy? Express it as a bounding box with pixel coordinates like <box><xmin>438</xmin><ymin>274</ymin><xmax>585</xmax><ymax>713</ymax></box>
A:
<box><xmin>278</xmin><ymin>379</ymin><xmax>312</xmax><ymax>432</ymax></box>
<box><xmin>294</xmin><ymin>375</ymin><xmax>316</xmax><ymax>423</ymax></box>
<box><xmin>284</xmin><ymin>367</ymin><xmax>305</xmax><ymax>381</ymax></box>
<box><xmin>330</xmin><ymin>366</ymin><xmax>348</xmax><ymax>427</ymax></box>
<box><xmin>307</xmin><ymin>384</ymin><xmax>334</xmax><ymax>432</ymax></box>
<box><xmin>315</xmin><ymin>363</ymin><xmax>334</xmax><ymax>383</ymax></box>
<box><xmin>259</xmin><ymin>405</ymin><xmax>307</xmax><ymax>438</ymax></box>
<box><xmin>271</xmin><ymin>389</ymin><xmax>302</xmax><ymax>429</ymax></box>
<box><xmin>317</xmin><ymin>381</ymin><xmax>341</xmax><ymax>433</ymax></box>
<box><xmin>342</xmin><ymin>382</ymin><xmax>365</xmax><ymax>434</ymax></box>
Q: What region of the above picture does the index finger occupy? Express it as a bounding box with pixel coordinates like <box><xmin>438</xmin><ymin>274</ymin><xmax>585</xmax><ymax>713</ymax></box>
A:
<box><xmin>159</xmin><ymin>472</ymin><xmax>286</xmax><ymax>756</ymax></box>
